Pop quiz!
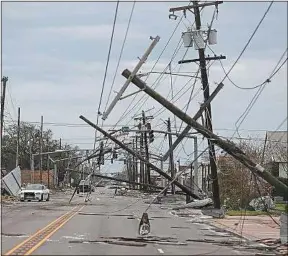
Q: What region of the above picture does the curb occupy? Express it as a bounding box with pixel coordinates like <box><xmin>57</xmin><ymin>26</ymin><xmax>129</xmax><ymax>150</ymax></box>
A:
<box><xmin>209</xmin><ymin>220</ymin><xmax>253</xmax><ymax>241</ymax></box>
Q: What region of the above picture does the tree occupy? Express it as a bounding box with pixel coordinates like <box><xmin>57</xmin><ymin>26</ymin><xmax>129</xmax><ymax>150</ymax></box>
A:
<box><xmin>1</xmin><ymin>122</ymin><xmax>81</xmax><ymax>184</ymax></box>
<box><xmin>217</xmin><ymin>139</ymin><xmax>272</xmax><ymax>210</ymax></box>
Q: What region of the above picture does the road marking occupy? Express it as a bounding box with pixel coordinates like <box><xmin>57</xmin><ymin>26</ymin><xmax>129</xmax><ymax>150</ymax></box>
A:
<box><xmin>158</xmin><ymin>248</ymin><xmax>164</xmax><ymax>254</ymax></box>
<box><xmin>24</xmin><ymin>205</ymin><xmax>85</xmax><ymax>255</ymax></box>
<box><xmin>4</xmin><ymin>205</ymin><xmax>84</xmax><ymax>256</ymax></box>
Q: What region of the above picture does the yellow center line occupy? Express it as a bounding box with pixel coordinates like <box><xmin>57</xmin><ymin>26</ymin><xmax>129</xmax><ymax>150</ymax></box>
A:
<box><xmin>4</xmin><ymin>205</ymin><xmax>83</xmax><ymax>256</ymax></box>
<box><xmin>24</xmin><ymin>205</ymin><xmax>85</xmax><ymax>255</ymax></box>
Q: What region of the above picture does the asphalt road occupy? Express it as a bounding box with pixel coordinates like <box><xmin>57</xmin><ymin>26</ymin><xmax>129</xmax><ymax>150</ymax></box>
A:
<box><xmin>1</xmin><ymin>187</ymin><xmax>262</xmax><ymax>255</ymax></box>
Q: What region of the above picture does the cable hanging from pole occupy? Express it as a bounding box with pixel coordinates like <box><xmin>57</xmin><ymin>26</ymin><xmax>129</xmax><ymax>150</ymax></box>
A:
<box><xmin>93</xmin><ymin>0</ymin><xmax>120</xmax><ymax>150</ymax></box>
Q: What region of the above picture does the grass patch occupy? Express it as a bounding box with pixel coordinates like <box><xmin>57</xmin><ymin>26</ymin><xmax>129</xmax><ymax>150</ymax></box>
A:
<box><xmin>275</xmin><ymin>203</ymin><xmax>287</xmax><ymax>212</ymax></box>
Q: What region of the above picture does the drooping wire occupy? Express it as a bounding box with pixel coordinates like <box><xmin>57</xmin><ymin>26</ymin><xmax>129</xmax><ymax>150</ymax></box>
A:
<box><xmin>104</xmin><ymin>1</ymin><xmax>136</xmax><ymax>114</ymax></box>
<box><xmin>93</xmin><ymin>0</ymin><xmax>120</xmax><ymax>150</ymax></box>
<box><xmin>218</xmin><ymin>1</ymin><xmax>274</xmax><ymax>85</ymax></box>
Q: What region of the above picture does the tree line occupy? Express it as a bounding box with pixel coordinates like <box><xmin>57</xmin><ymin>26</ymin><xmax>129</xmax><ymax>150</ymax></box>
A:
<box><xmin>1</xmin><ymin>122</ymin><xmax>81</xmax><ymax>183</ymax></box>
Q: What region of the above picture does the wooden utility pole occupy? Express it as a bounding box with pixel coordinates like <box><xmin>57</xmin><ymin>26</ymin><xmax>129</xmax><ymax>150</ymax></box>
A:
<box><xmin>167</xmin><ymin>118</ymin><xmax>175</xmax><ymax>194</ymax></box>
<box><xmin>135</xmin><ymin>136</ymin><xmax>139</xmax><ymax>189</ymax></box>
<box><xmin>140</xmin><ymin>126</ymin><xmax>145</xmax><ymax>190</ymax></box>
<box><xmin>39</xmin><ymin>116</ymin><xmax>43</xmax><ymax>184</ymax></box>
<box><xmin>142</xmin><ymin>110</ymin><xmax>151</xmax><ymax>186</ymax></box>
<box><xmin>121</xmin><ymin>69</ymin><xmax>288</xmax><ymax>196</ymax></box>
<box><xmin>1</xmin><ymin>77</ymin><xmax>8</xmax><ymax>139</ymax></box>
<box><xmin>168</xmin><ymin>1</ymin><xmax>224</xmax><ymax>208</ymax></box>
<box><xmin>132</xmin><ymin>139</ymin><xmax>136</xmax><ymax>189</ymax></box>
<box><xmin>80</xmin><ymin>115</ymin><xmax>202</xmax><ymax>199</ymax></box>
<box><xmin>16</xmin><ymin>107</ymin><xmax>21</xmax><ymax>167</ymax></box>
<box><xmin>191</xmin><ymin>1</ymin><xmax>222</xmax><ymax>208</ymax></box>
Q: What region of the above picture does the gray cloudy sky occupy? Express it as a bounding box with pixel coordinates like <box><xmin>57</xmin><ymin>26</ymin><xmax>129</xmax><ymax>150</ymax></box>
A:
<box><xmin>1</xmin><ymin>1</ymin><xmax>287</xmax><ymax>171</ymax></box>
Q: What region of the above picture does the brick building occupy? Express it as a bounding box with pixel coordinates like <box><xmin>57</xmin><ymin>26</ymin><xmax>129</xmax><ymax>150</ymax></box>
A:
<box><xmin>21</xmin><ymin>169</ymin><xmax>55</xmax><ymax>188</ymax></box>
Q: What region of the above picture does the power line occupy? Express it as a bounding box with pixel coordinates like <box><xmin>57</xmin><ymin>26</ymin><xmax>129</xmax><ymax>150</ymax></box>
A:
<box><xmin>94</xmin><ymin>0</ymin><xmax>120</xmax><ymax>149</ymax></box>
<box><xmin>234</xmin><ymin>54</ymin><xmax>287</xmax><ymax>137</ymax></box>
<box><xmin>219</xmin><ymin>1</ymin><xmax>274</xmax><ymax>85</ymax></box>
<box><xmin>104</xmin><ymin>1</ymin><xmax>136</xmax><ymax>114</ymax></box>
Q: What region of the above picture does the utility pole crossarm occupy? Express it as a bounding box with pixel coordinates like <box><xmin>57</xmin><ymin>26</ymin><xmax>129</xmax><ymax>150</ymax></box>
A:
<box><xmin>121</xmin><ymin>69</ymin><xmax>288</xmax><ymax>195</ymax></box>
<box><xmin>162</xmin><ymin>82</ymin><xmax>224</xmax><ymax>161</ymax></box>
<box><xmin>102</xmin><ymin>36</ymin><xmax>160</xmax><ymax>120</ymax></box>
<box><xmin>169</xmin><ymin>1</ymin><xmax>223</xmax><ymax>12</ymax></box>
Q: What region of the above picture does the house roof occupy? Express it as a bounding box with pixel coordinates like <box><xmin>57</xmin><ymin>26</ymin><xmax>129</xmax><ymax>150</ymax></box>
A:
<box><xmin>265</xmin><ymin>131</ymin><xmax>287</xmax><ymax>163</ymax></box>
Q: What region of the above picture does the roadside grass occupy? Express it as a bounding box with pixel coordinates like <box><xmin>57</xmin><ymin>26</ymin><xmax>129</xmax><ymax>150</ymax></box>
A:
<box><xmin>274</xmin><ymin>203</ymin><xmax>287</xmax><ymax>212</ymax></box>
<box><xmin>226</xmin><ymin>203</ymin><xmax>288</xmax><ymax>216</ymax></box>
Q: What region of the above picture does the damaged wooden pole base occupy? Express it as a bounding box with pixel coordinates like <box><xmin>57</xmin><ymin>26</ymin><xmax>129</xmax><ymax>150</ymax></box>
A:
<box><xmin>138</xmin><ymin>213</ymin><xmax>151</xmax><ymax>236</ymax></box>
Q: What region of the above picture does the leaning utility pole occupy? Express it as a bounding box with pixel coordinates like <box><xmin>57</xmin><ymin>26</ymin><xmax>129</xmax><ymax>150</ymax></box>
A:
<box><xmin>121</xmin><ymin>69</ymin><xmax>288</xmax><ymax>196</ymax></box>
<box><xmin>169</xmin><ymin>1</ymin><xmax>223</xmax><ymax>208</ymax></box>
<box><xmin>142</xmin><ymin>111</ymin><xmax>151</xmax><ymax>186</ymax></box>
<box><xmin>167</xmin><ymin>118</ymin><xmax>175</xmax><ymax>194</ymax></box>
<box><xmin>39</xmin><ymin>115</ymin><xmax>43</xmax><ymax>184</ymax></box>
<box><xmin>80</xmin><ymin>115</ymin><xmax>202</xmax><ymax>199</ymax></box>
<box><xmin>16</xmin><ymin>107</ymin><xmax>21</xmax><ymax>167</ymax></box>
<box><xmin>1</xmin><ymin>77</ymin><xmax>8</xmax><ymax>139</ymax></box>
<box><xmin>102</xmin><ymin>36</ymin><xmax>160</xmax><ymax>120</ymax></box>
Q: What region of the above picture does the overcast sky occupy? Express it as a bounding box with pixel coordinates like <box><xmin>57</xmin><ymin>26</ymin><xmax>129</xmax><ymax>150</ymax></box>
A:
<box><xmin>1</xmin><ymin>1</ymin><xmax>287</xmax><ymax>172</ymax></box>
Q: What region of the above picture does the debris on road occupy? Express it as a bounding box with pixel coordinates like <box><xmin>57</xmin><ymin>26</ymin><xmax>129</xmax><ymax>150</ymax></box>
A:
<box><xmin>69</xmin><ymin>239</ymin><xmax>147</xmax><ymax>247</ymax></box>
<box><xmin>68</xmin><ymin>235</ymin><xmax>188</xmax><ymax>247</ymax></box>
<box><xmin>172</xmin><ymin>198</ymin><xmax>213</xmax><ymax>210</ymax></box>
<box><xmin>170</xmin><ymin>226</ymin><xmax>191</xmax><ymax>229</ymax></box>
<box><xmin>138</xmin><ymin>213</ymin><xmax>151</xmax><ymax>236</ymax></box>
<box><xmin>78</xmin><ymin>212</ymin><xmax>135</xmax><ymax>217</ymax></box>
<box><xmin>97</xmin><ymin>236</ymin><xmax>188</xmax><ymax>246</ymax></box>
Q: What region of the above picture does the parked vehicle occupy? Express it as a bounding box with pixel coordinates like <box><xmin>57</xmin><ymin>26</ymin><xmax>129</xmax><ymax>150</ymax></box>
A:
<box><xmin>18</xmin><ymin>184</ymin><xmax>50</xmax><ymax>202</ymax></box>
<box><xmin>77</xmin><ymin>180</ymin><xmax>92</xmax><ymax>194</ymax></box>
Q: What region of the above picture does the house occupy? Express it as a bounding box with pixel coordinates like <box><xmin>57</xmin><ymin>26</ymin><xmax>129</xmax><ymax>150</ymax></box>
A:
<box><xmin>264</xmin><ymin>131</ymin><xmax>287</xmax><ymax>179</ymax></box>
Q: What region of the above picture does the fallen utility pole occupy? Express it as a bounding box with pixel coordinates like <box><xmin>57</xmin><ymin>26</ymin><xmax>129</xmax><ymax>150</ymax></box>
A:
<box><xmin>162</xmin><ymin>82</ymin><xmax>224</xmax><ymax>161</ymax></box>
<box><xmin>79</xmin><ymin>115</ymin><xmax>202</xmax><ymax>199</ymax></box>
<box><xmin>102</xmin><ymin>36</ymin><xmax>160</xmax><ymax>120</ymax></box>
<box><xmin>92</xmin><ymin>173</ymin><xmax>163</xmax><ymax>190</ymax></box>
<box><xmin>121</xmin><ymin>69</ymin><xmax>288</xmax><ymax>195</ymax></box>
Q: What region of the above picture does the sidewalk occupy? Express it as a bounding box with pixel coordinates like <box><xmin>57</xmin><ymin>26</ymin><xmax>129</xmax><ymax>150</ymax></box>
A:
<box><xmin>212</xmin><ymin>215</ymin><xmax>280</xmax><ymax>241</ymax></box>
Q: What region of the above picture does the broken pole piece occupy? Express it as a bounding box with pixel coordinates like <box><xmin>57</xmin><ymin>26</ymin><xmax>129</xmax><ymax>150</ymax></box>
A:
<box><xmin>79</xmin><ymin>115</ymin><xmax>201</xmax><ymax>200</ymax></box>
<box><xmin>121</xmin><ymin>69</ymin><xmax>288</xmax><ymax>196</ymax></box>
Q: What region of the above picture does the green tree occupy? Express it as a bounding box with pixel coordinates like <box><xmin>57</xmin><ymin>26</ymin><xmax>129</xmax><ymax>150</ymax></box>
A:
<box><xmin>1</xmin><ymin>122</ymin><xmax>81</xmax><ymax>183</ymax></box>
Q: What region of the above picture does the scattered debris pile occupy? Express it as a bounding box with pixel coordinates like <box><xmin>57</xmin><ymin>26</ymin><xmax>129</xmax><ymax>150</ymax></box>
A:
<box><xmin>68</xmin><ymin>236</ymin><xmax>187</xmax><ymax>247</ymax></box>
<box><xmin>186</xmin><ymin>237</ymin><xmax>288</xmax><ymax>255</ymax></box>
<box><xmin>172</xmin><ymin>198</ymin><xmax>213</xmax><ymax>210</ymax></box>
<box><xmin>249</xmin><ymin>196</ymin><xmax>275</xmax><ymax>211</ymax></box>
<box><xmin>254</xmin><ymin>238</ymin><xmax>288</xmax><ymax>255</ymax></box>
<box><xmin>1</xmin><ymin>195</ymin><xmax>17</xmax><ymax>204</ymax></box>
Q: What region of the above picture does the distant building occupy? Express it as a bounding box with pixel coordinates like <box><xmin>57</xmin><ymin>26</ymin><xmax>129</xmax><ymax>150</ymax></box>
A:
<box><xmin>264</xmin><ymin>131</ymin><xmax>287</xmax><ymax>179</ymax></box>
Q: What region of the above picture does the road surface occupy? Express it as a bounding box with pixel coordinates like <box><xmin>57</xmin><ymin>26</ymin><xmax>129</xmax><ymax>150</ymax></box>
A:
<box><xmin>1</xmin><ymin>187</ymin><xmax>262</xmax><ymax>255</ymax></box>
